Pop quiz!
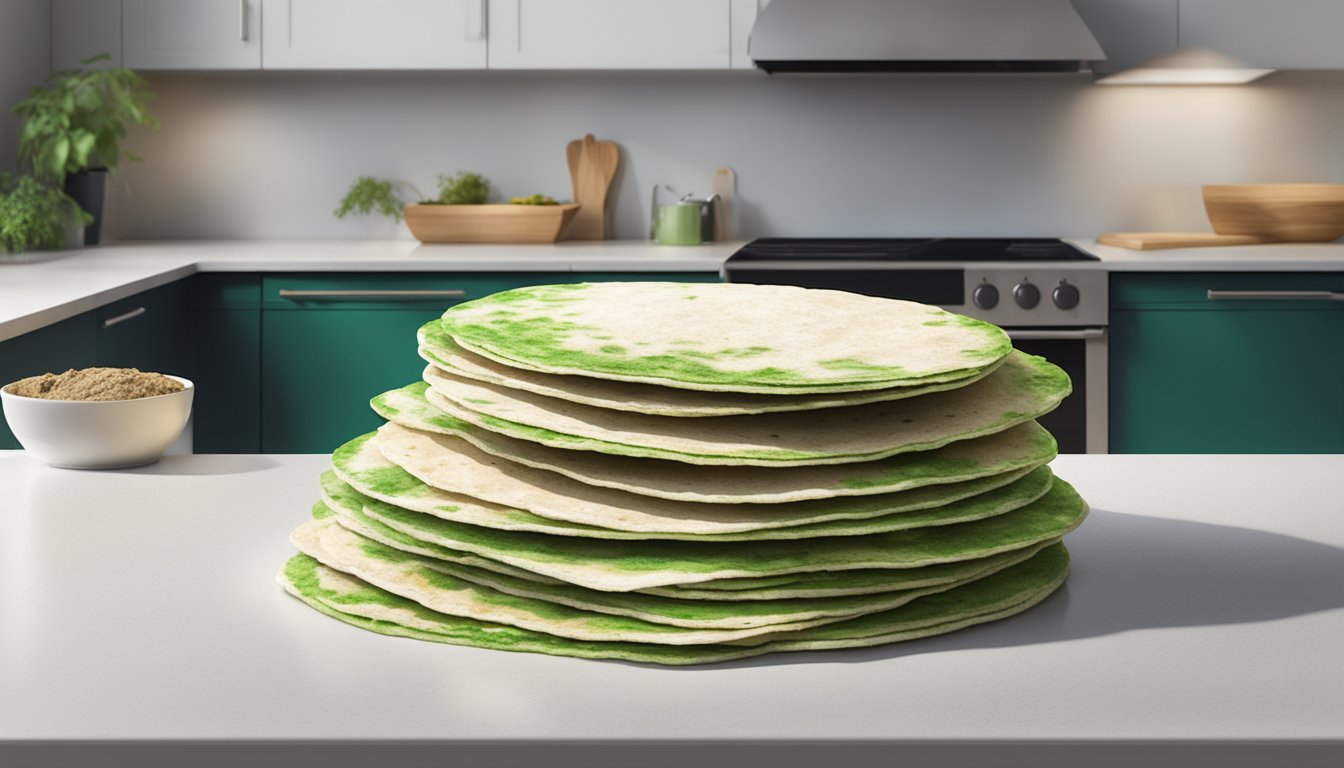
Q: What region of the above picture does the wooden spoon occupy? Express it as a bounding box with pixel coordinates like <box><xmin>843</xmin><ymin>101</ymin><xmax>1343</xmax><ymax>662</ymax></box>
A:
<box><xmin>567</xmin><ymin>134</ymin><xmax>619</xmax><ymax>240</ymax></box>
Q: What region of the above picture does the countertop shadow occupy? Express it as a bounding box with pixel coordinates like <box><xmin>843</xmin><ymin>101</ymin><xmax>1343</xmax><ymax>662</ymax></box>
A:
<box><xmin>678</xmin><ymin>508</ymin><xmax>1344</xmax><ymax>670</ymax></box>
<box><xmin>125</xmin><ymin>454</ymin><xmax>282</xmax><ymax>476</ymax></box>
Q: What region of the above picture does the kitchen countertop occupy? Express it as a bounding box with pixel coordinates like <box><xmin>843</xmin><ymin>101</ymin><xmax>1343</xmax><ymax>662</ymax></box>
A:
<box><xmin>0</xmin><ymin>240</ymin><xmax>740</xmax><ymax>341</ymax></box>
<box><xmin>3</xmin><ymin>238</ymin><xmax>1344</xmax><ymax>342</ymax></box>
<box><xmin>1</xmin><ymin>452</ymin><xmax>1340</xmax><ymax>766</ymax></box>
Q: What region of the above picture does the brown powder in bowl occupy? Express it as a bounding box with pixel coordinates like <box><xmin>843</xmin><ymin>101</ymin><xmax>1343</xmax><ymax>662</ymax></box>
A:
<box><xmin>4</xmin><ymin>368</ymin><xmax>185</xmax><ymax>401</ymax></box>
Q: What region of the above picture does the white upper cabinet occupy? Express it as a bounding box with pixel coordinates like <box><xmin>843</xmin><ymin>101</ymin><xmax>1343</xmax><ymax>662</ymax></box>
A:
<box><xmin>487</xmin><ymin>0</ymin><xmax>733</xmax><ymax>70</ymax></box>
<box><xmin>1180</xmin><ymin>0</ymin><xmax>1344</xmax><ymax>69</ymax></box>
<box><xmin>123</xmin><ymin>0</ymin><xmax>261</xmax><ymax>70</ymax></box>
<box><xmin>51</xmin><ymin>0</ymin><xmax>123</xmax><ymax>71</ymax></box>
<box><xmin>262</xmin><ymin>0</ymin><xmax>487</xmax><ymax>69</ymax></box>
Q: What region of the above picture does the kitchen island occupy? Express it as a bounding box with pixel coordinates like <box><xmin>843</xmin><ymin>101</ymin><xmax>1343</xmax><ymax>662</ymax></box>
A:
<box><xmin>1</xmin><ymin>453</ymin><xmax>1340</xmax><ymax>767</ymax></box>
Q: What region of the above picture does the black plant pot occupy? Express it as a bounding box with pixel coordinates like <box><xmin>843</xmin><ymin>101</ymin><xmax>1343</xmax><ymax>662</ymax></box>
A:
<box><xmin>64</xmin><ymin>168</ymin><xmax>108</xmax><ymax>246</ymax></box>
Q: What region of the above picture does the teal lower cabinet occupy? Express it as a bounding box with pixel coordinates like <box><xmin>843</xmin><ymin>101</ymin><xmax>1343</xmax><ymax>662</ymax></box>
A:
<box><xmin>1110</xmin><ymin>273</ymin><xmax>1344</xmax><ymax>453</ymax></box>
<box><xmin>192</xmin><ymin>275</ymin><xmax>263</xmax><ymax>453</ymax></box>
<box><xmin>259</xmin><ymin>271</ymin><xmax>718</xmax><ymax>453</ymax></box>
<box><xmin>94</xmin><ymin>280</ymin><xmax>193</xmax><ymax>375</ymax></box>
<box><xmin>0</xmin><ymin>313</ymin><xmax>98</xmax><ymax>449</ymax></box>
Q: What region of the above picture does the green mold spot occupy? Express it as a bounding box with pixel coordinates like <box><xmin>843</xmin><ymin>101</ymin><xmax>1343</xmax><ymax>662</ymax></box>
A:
<box><xmin>358</xmin><ymin>537</ymin><xmax>418</xmax><ymax>565</ymax></box>
<box><xmin>818</xmin><ymin>358</ymin><xmax>909</xmax><ymax>376</ymax></box>
<box><xmin>923</xmin><ymin>320</ymin><xmax>950</xmax><ymax>327</ymax></box>
<box><xmin>464</xmin><ymin>398</ymin><xmax>495</xmax><ymax>405</ymax></box>
<box><xmin>833</xmin><ymin>456</ymin><xmax>984</xmax><ymax>490</ymax></box>
<box><xmin>357</xmin><ymin>466</ymin><xmax>424</xmax><ymax>497</ymax></box>
<box><xmin>599</xmin><ymin>345</ymin><xmax>627</xmax><ymax>355</ymax></box>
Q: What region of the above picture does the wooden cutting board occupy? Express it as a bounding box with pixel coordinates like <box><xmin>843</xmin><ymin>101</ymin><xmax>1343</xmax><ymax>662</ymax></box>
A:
<box><xmin>711</xmin><ymin>167</ymin><xmax>736</xmax><ymax>242</ymax></box>
<box><xmin>566</xmin><ymin>134</ymin><xmax>619</xmax><ymax>240</ymax></box>
<box><xmin>1097</xmin><ymin>232</ymin><xmax>1272</xmax><ymax>250</ymax></box>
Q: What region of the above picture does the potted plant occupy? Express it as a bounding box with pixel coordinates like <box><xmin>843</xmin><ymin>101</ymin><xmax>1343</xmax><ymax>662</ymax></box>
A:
<box><xmin>335</xmin><ymin>171</ymin><xmax>577</xmax><ymax>244</ymax></box>
<box><xmin>0</xmin><ymin>173</ymin><xmax>92</xmax><ymax>255</ymax></box>
<box><xmin>11</xmin><ymin>55</ymin><xmax>157</xmax><ymax>245</ymax></box>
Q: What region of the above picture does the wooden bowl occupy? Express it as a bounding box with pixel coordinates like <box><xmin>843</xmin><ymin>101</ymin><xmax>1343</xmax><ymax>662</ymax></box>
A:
<box><xmin>404</xmin><ymin>203</ymin><xmax>580</xmax><ymax>244</ymax></box>
<box><xmin>1203</xmin><ymin>184</ymin><xmax>1344</xmax><ymax>242</ymax></box>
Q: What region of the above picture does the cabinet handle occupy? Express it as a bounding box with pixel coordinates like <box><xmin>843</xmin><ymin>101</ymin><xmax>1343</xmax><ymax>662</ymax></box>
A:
<box><xmin>278</xmin><ymin>289</ymin><xmax>468</xmax><ymax>301</ymax></box>
<box><xmin>1004</xmin><ymin>328</ymin><xmax>1106</xmax><ymax>341</ymax></box>
<box><xmin>239</xmin><ymin>0</ymin><xmax>247</xmax><ymax>41</ymax></box>
<box><xmin>465</xmin><ymin>0</ymin><xmax>487</xmax><ymax>41</ymax></box>
<box><xmin>102</xmin><ymin>306</ymin><xmax>147</xmax><ymax>329</ymax></box>
<box><xmin>1207</xmin><ymin>289</ymin><xmax>1344</xmax><ymax>301</ymax></box>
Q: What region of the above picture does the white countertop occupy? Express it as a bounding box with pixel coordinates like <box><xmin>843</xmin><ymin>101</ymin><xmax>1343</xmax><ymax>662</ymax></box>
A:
<box><xmin>1</xmin><ymin>452</ymin><xmax>1341</xmax><ymax>763</ymax></box>
<box><xmin>3</xmin><ymin>238</ymin><xmax>1344</xmax><ymax>343</ymax></box>
<box><xmin>0</xmin><ymin>240</ymin><xmax>739</xmax><ymax>341</ymax></box>
<box><xmin>1067</xmin><ymin>237</ymin><xmax>1344</xmax><ymax>271</ymax></box>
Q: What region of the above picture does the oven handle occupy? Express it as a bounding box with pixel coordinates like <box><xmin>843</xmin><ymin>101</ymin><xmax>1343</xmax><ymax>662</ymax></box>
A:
<box><xmin>1207</xmin><ymin>289</ymin><xmax>1344</xmax><ymax>301</ymax></box>
<box><xmin>1004</xmin><ymin>328</ymin><xmax>1106</xmax><ymax>341</ymax></box>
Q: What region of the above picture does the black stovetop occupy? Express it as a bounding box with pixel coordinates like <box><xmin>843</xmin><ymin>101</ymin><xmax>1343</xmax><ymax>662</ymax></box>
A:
<box><xmin>727</xmin><ymin>238</ymin><xmax>1100</xmax><ymax>263</ymax></box>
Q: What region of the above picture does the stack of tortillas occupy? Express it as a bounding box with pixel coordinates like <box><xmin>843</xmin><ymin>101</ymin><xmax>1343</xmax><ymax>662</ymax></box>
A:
<box><xmin>278</xmin><ymin>282</ymin><xmax>1086</xmax><ymax>665</ymax></box>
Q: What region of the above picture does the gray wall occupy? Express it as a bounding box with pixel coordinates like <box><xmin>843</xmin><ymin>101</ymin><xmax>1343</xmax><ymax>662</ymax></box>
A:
<box><xmin>105</xmin><ymin>70</ymin><xmax>1344</xmax><ymax>241</ymax></box>
<box><xmin>0</xmin><ymin>0</ymin><xmax>50</xmax><ymax>175</ymax></box>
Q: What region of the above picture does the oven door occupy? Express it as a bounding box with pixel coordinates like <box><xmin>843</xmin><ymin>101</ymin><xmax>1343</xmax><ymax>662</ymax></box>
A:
<box><xmin>1003</xmin><ymin>328</ymin><xmax>1108</xmax><ymax>454</ymax></box>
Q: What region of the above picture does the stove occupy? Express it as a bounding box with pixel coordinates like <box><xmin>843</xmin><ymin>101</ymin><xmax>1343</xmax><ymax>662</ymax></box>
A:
<box><xmin>723</xmin><ymin>238</ymin><xmax>1105</xmax><ymax>328</ymax></box>
<box><xmin>727</xmin><ymin>237</ymin><xmax>1099</xmax><ymax>263</ymax></box>
<box><xmin>722</xmin><ymin>237</ymin><xmax>1109</xmax><ymax>454</ymax></box>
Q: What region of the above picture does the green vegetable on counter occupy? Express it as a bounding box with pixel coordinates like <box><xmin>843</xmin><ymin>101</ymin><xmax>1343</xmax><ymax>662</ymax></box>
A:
<box><xmin>511</xmin><ymin>193</ymin><xmax>559</xmax><ymax>206</ymax></box>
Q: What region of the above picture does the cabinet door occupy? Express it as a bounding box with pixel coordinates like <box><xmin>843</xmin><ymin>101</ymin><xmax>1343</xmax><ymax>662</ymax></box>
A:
<box><xmin>1110</xmin><ymin>274</ymin><xmax>1344</xmax><ymax>453</ymax></box>
<box><xmin>93</xmin><ymin>281</ymin><xmax>193</xmax><ymax>376</ymax></box>
<box><xmin>261</xmin><ymin>307</ymin><xmax>440</xmax><ymax>453</ymax></box>
<box><xmin>262</xmin><ymin>0</ymin><xmax>487</xmax><ymax>70</ymax></box>
<box><xmin>1181</xmin><ymin>0</ymin><xmax>1344</xmax><ymax>69</ymax></box>
<box><xmin>487</xmin><ymin>0</ymin><xmax>732</xmax><ymax>70</ymax></box>
<box><xmin>258</xmin><ymin>272</ymin><xmax>572</xmax><ymax>453</ymax></box>
<box><xmin>192</xmin><ymin>275</ymin><xmax>262</xmax><ymax>453</ymax></box>
<box><xmin>124</xmin><ymin>0</ymin><xmax>261</xmax><ymax>70</ymax></box>
<box><xmin>257</xmin><ymin>271</ymin><xmax>719</xmax><ymax>453</ymax></box>
<box><xmin>0</xmin><ymin>314</ymin><xmax>97</xmax><ymax>450</ymax></box>
<box><xmin>51</xmin><ymin>0</ymin><xmax>123</xmax><ymax>71</ymax></box>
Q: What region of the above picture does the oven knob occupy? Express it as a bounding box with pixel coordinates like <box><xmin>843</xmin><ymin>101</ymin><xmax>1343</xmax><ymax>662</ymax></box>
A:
<box><xmin>1053</xmin><ymin>281</ymin><xmax>1081</xmax><ymax>310</ymax></box>
<box><xmin>1013</xmin><ymin>281</ymin><xmax>1040</xmax><ymax>309</ymax></box>
<box><xmin>972</xmin><ymin>283</ymin><xmax>999</xmax><ymax>309</ymax></box>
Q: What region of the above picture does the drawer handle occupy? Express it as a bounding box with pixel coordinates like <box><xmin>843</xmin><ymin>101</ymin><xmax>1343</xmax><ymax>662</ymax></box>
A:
<box><xmin>102</xmin><ymin>306</ymin><xmax>147</xmax><ymax>329</ymax></box>
<box><xmin>1005</xmin><ymin>328</ymin><xmax>1106</xmax><ymax>341</ymax></box>
<box><xmin>239</xmin><ymin>0</ymin><xmax>247</xmax><ymax>41</ymax></box>
<box><xmin>1207</xmin><ymin>290</ymin><xmax>1344</xmax><ymax>301</ymax></box>
<box><xmin>278</xmin><ymin>289</ymin><xmax>468</xmax><ymax>301</ymax></box>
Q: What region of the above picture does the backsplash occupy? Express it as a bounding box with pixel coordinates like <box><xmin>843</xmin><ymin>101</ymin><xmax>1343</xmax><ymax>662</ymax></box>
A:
<box><xmin>103</xmin><ymin>70</ymin><xmax>1344</xmax><ymax>241</ymax></box>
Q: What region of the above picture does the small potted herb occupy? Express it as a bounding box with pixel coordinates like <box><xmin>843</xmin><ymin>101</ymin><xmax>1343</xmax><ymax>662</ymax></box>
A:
<box><xmin>0</xmin><ymin>173</ymin><xmax>92</xmax><ymax>256</ymax></box>
<box><xmin>11</xmin><ymin>55</ymin><xmax>157</xmax><ymax>245</ymax></box>
<box><xmin>334</xmin><ymin>176</ymin><xmax>410</xmax><ymax>224</ymax></box>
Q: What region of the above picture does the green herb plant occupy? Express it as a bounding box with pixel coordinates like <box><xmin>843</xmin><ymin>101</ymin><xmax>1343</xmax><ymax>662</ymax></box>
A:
<box><xmin>11</xmin><ymin>55</ymin><xmax>158</xmax><ymax>183</ymax></box>
<box><xmin>434</xmin><ymin>172</ymin><xmax>491</xmax><ymax>205</ymax></box>
<box><xmin>335</xmin><ymin>176</ymin><xmax>407</xmax><ymax>222</ymax></box>
<box><xmin>0</xmin><ymin>173</ymin><xmax>92</xmax><ymax>253</ymax></box>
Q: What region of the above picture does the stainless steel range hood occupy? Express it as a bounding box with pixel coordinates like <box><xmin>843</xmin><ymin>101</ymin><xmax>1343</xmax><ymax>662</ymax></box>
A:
<box><xmin>750</xmin><ymin>0</ymin><xmax>1106</xmax><ymax>75</ymax></box>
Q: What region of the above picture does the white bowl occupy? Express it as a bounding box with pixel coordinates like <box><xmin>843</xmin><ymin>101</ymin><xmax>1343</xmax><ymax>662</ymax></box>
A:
<box><xmin>1</xmin><ymin>375</ymin><xmax>194</xmax><ymax>469</ymax></box>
